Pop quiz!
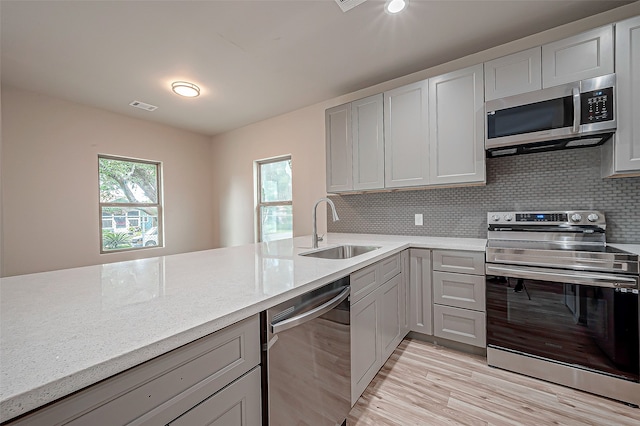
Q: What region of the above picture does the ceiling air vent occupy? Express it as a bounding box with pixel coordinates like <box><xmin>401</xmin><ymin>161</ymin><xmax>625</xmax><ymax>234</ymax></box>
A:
<box><xmin>334</xmin><ymin>0</ymin><xmax>368</xmax><ymax>12</ymax></box>
<box><xmin>129</xmin><ymin>101</ymin><xmax>158</xmax><ymax>112</ymax></box>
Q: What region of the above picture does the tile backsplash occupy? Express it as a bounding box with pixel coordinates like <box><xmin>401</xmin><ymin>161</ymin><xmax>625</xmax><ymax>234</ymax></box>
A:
<box><xmin>327</xmin><ymin>146</ymin><xmax>640</xmax><ymax>243</ymax></box>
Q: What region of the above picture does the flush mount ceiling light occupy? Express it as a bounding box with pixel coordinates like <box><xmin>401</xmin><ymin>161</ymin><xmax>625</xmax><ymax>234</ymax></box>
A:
<box><xmin>386</xmin><ymin>0</ymin><xmax>407</xmax><ymax>14</ymax></box>
<box><xmin>171</xmin><ymin>81</ymin><xmax>200</xmax><ymax>98</ymax></box>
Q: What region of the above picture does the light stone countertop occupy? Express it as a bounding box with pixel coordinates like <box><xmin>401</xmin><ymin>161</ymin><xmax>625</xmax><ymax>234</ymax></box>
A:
<box><xmin>609</xmin><ymin>243</ymin><xmax>640</xmax><ymax>256</ymax></box>
<box><xmin>0</xmin><ymin>233</ymin><xmax>486</xmax><ymax>422</ymax></box>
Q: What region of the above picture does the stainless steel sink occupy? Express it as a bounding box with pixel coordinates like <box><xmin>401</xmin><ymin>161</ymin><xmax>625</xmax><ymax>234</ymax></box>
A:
<box><xmin>300</xmin><ymin>245</ymin><xmax>380</xmax><ymax>259</ymax></box>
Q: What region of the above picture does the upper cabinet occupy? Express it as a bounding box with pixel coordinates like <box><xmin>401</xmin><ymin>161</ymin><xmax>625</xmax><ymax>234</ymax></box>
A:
<box><xmin>484</xmin><ymin>47</ymin><xmax>542</xmax><ymax>101</ymax></box>
<box><xmin>384</xmin><ymin>80</ymin><xmax>430</xmax><ymax>188</ymax></box>
<box><xmin>352</xmin><ymin>94</ymin><xmax>385</xmax><ymax>190</ymax></box>
<box><xmin>325</xmin><ymin>103</ymin><xmax>353</xmax><ymax>193</ymax></box>
<box><xmin>602</xmin><ymin>16</ymin><xmax>640</xmax><ymax>177</ymax></box>
<box><xmin>484</xmin><ymin>25</ymin><xmax>614</xmax><ymax>100</ymax></box>
<box><xmin>542</xmin><ymin>25</ymin><xmax>614</xmax><ymax>88</ymax></box>
<box><xmin>429</xmin><ymin>64</ymin><xmax>485</xmax><ymax>185</ymax></box>
<box><xmin>325</xmin><ymin>95</ymin><xmax>385</xmax><ymax>193</ymax></box>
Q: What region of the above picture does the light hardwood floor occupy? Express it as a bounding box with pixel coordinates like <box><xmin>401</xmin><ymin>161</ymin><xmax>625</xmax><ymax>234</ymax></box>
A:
<box><xmin>348</xmin><ymin>339</ymin><xmax>640</xmax><ymax>426</ymax></box>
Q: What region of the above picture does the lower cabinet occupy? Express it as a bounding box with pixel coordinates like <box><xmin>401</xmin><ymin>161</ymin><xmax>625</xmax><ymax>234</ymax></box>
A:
<box><xmin>351</xmin><ymin>252</ymin><xmax>406</xmax><ymax>405</ymax></box>
<box><xmin>8</xmin><ymin>315</ymin><xmax>261</xmax><ymax>426</ymax></box>
<box><xmin>432</xmin><ymin>250</ymin><xmax>486</xmax><ymax>348</ymax></box>
<box><xmin>168</xmin><ymin>367</ymin><xmax>262</xmax><ymax>426</ymax></box>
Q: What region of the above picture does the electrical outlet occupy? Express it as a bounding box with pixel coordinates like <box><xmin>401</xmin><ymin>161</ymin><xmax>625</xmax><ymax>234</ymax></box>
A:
<box><xmin>415</xmin><ymin>213</ymin><xmax>423</xmax><ymax>226</ymax></box>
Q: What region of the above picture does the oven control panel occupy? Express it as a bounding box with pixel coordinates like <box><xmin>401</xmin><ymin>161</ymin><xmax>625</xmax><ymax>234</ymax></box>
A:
<box><xmin>488</xmin><ymin>211</ymin><xmax>606</xmax><ymax>226</ymax></box>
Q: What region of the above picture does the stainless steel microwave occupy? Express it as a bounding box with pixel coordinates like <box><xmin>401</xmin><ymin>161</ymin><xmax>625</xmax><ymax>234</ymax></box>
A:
<box><xmin>485</xmin><ymin>74</ymin><xmax>616</xmax><ymax>157</ymax></box>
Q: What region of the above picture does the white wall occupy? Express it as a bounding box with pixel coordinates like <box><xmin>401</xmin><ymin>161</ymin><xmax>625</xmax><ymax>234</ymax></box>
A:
<box><xmin>210</xmin><ymin>3</ymin><xmax>640</xmax><ymax>248</ymax></box>
<box><xmin>211</xmin><ymin>103</ymin><xmax>328</xmax><ymax>248</ymax></box>
<box><xmin>1</xmin><ymin>87</ymin><xmax>215</xmax><ymax>276</ymax></box>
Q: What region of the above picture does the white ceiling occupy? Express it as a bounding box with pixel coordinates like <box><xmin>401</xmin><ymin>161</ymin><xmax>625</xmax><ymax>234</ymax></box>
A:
<box><xmin>1</xmin><ymin>0</ymin><xmax>634</xmax><ymax>136</ymax></box>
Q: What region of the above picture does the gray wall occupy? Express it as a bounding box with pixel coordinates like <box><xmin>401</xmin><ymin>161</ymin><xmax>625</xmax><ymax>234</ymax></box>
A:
<box><xmin>327</xmin><ymin>145</ymin><xmax>640</xmax><ymax>243</ymax></box>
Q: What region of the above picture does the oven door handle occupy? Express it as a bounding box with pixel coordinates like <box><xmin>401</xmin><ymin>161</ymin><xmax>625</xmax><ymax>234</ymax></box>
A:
<box><xmin>486</xmin><ymin>264</ymin><xmax>638</xmax><ymax>289</ymax></box>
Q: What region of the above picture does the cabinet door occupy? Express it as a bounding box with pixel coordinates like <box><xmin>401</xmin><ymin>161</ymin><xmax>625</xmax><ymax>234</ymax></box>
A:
<box><xmin>409</xmin><ymin>249</ymin><xmax>432</xmax><ymax>335</ymax></box>
<box><xmin>326</xmin><ymin>103</ymin><xmax>353</xmax><ymax>193</ymax></box>
<box><xmin>352</xmin><ymin>94</ymin><xmax>385</xmax><ymax>190</ymax></box>
<box><xmin>613</xmin><ymin>16</ymin><xmax>640</xmax><ymax>173</ymax></box>
<box><xmin>484</xmin><ymin>47</ymin><xmax>542</xmax><ymax>100</ymax></box>
<box><xmin>351</xmin><ymin>290</ymin><xmax>380</xmax><ymax>405</ymax></box>
<box><xmin>384</xmin><ymin>80</ymin><xmax>430</xmax><ymax>188</ymax></box>
<box><xmin>168</xmin><ymin>367</ymin><xmax>261</xmax><ymax>426</ymax></box>
<box><xmin>542</xmin><ymin>25</ymin><xmax>614</xmax><ymax>88</ymax></box>
<box><xmin>429</xmin><ymin>64</ymin><xmax>485</xmax><ymax>185</ymax></box>
<box><xmin>379</xmin><ymin>274</ymin><xmax>403</xmax><ymax>362</ymax></box>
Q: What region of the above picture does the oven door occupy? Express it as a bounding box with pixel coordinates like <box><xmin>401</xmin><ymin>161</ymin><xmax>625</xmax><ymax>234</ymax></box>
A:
<box><xmin>485</xmin><ymin>264</ymin><xmax>639</xmax><ymax>383</ymax></box>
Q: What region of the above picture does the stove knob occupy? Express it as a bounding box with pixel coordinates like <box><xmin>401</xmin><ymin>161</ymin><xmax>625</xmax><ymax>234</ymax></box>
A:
<box><xmin>587</xmin><ymin>213</ymin><xmax>599</xmax><ymax>222</ymax></box>
<box><xmin>504</xmin><ymin>214</ymin><xmax>514</xmax><ymax>222</ymax></box>
<box><xmin>570</xmin><ymin>213</ymin><xmax>582</xmax><ymax>223</ymax></box>
<box><xmin>491</xmin><ymin>214</ymin><xmax>501</xmax><ymax>222</ymax></box>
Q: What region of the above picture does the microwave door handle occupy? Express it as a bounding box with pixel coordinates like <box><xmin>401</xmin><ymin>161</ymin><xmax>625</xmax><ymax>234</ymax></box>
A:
<box><xmin>572</xmin><ymin>86</ymin><xmax>580</xmax><ymax>133</ymax></box>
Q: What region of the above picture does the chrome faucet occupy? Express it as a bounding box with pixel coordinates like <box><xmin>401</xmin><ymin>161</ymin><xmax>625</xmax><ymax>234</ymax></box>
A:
<box><xmin>312</xmin><ymin>197</ymin><xmax>339</xmax><ymax>248</ymax></box>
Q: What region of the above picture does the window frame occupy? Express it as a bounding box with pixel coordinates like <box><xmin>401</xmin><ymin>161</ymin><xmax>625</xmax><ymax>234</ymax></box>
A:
<box><xmin>98</xmin><ymin>154</ymin><xmax>163</xmax><ymax>254</ymax></box>
<box><xmin>255</xmin><ymin>155</ymin><xmax>293</xmax><ymax>243</ymax></box>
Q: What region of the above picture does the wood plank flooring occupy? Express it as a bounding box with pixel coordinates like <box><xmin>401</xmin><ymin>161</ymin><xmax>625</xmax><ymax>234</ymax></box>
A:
<box><xmin>348</xmin><ymin>339</ymin><xmax>640</xmax><ymax>425</ymax></box>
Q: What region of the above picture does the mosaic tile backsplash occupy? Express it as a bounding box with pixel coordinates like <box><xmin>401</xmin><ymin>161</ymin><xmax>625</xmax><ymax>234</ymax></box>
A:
<box><xmin>327</xmin><ymin>146</ymin><xmax>640</xmax><ymax>243</ymax></box>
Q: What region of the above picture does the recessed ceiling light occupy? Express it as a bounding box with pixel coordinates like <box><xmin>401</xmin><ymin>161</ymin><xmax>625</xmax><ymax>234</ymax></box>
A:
<box><xmin>171</xmin><ymin>81</ymin><xmax>200</xmax><ymax>98</ymax></box>
<box><xmin>386</xmin><ymin>0</ymin><xmax>407</xmax><ymax>14</ymax></box>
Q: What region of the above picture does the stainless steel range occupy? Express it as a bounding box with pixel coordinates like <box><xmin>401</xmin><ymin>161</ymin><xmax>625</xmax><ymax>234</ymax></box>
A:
<box><xmin>485</xmin><ymin>211</ymin><xmax>639</xmax><ymax>406</ymax></box>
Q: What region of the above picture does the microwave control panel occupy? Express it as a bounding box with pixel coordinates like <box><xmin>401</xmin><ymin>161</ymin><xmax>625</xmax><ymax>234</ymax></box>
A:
<box><xmin>580</xmin><ymin>87</ymin><xmax>614</xmax><ymax>124</ymax></box>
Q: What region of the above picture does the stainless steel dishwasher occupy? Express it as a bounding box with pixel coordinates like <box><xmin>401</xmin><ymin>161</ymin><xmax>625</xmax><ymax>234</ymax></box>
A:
<box><xmin>264</xmin><ymin>277</ymin><xmax>350</xmax><ymax>426</ymax></box>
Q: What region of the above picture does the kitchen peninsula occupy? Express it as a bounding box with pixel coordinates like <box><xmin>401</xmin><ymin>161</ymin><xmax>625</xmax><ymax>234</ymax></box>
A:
<box><xmin>0</xmin><ymin>233</ymin><xmax>487</xmax><ymax>423</ymax></box>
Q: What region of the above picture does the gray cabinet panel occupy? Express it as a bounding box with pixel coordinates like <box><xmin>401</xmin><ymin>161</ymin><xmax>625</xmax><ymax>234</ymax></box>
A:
<box><xmin>168</xmin><ymin>367</ymin><xmax>261</xmax><ymax>426</ymax></box>
<box><xmin>433</xmin><ymin>304</ymin><xmax>486</xmax><ymax>348</ymax></box>
<box><xmin>351</xmin><ymin>289</ymin><xmax>379</xmax><ymax>405</ymax></box>
<box><xmin>379</xmin><ymin>274</ymin><xmax>403</xmax><ymax>361</ymax></box>
<box><xmin>609</xmin><ymin>16</ymin><xmax>640</xmax><ymax>175</ymax></box>
<box><xmin>326</xmin><ymin>103</ymin><xmax>353</xmax><ymax>192</ymax></box>
<box><xmin>433</xmin><ymin>271</ymin><xmax>486</xmax><ymax>311</ymax></box>
<box><xmin>429</xmin><ymin>64</ymin><xmax>485</xmax><ymax>185</ymax></box>
<box><xmin>384</xmin><ymin>80</ymin><xmax>430</xmax><ymax>188</ymax></box>
<box><xmin>409</xmin><ymin>249</ymin><xmax>432</xmax><ymax>335</ymax></box>
<box><xmin>379</xmin><ymin>252</ymin><xmax>401</xmax><ymax>283</ymax></box>
<box><xmin>484</xmin><ymin>47</ymin><xmax>542</xmax><ymax>100</ymax></box>
<box><xmin>351</xmin><ymin>262</ymin><xmax>379</xmax><ymax>304</ymax></box>
<box><xmin>352</xmin><ymin>94</ymin><xmax>385</xmax><ymax>190</ymax></box>
<box><xmin>542</xmin><ymin>25</ymin><xmax>614</xmax><ymax>88</ymax></box>
<box><xmin>432</xmin><ymin>250</ymin><xmax>485</xmax><ymax>275</ymax></box>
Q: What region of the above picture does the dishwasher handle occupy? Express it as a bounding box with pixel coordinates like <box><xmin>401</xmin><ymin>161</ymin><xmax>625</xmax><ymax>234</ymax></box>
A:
<box><xmin>271</xmin><ymin>286</ymin><xmax>350</xmax><ymax>334</ymax></box>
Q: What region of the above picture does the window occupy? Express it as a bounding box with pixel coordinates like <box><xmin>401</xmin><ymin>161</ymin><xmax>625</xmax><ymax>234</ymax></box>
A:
<box><xmin>99</xmin><ymin>155</ymin><xmax>162</xmax><ymax>252</ymax></box>
<box><xmin>256</xmin><ymin>156</ymin><xmax>292</xmax><ymax>242</ymax></box>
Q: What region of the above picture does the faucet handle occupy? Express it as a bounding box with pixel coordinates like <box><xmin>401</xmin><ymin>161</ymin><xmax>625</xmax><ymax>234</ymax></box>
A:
<box><xmin>317</xmin><ymin>234</ymin><xmax>324</xmax><ymax>242</ymax></box>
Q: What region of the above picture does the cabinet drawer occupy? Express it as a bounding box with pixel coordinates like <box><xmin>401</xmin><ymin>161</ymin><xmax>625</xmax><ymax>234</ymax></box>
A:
<box><xmin>168</xmin><ymin>367</ymin><xmax>261</xmax><ymax>425</ymax></box>
<box><xmin>379</xmin><ymin>253</ymin><xmax>401</xmax><ymax>283</ymax></box>
<box><xmin>433</xmin><ymin>305</ymin><xmax>486</xmax><ymax>348</ymax></box>
<box><xmin>432</xmin><ymin>250</ymin><xmax>484</xmax><ymax>275</ymax></box>
<box><xmin>13</xmin><ymin>315</ymin><xmax>261</xmax><ymax>426</ymax></box>
<box><xmin>433</xmin><ymin>271</ymin><xmax>485</xmax><ymax>311</ymax></box>
<box><xmin>351</xmin><ymin>253</ymin><xmax>401</xmax><ymax>304</ymax></box>
<box><xmin>351</xmin><ymin>262</ymin><xmax>379</xmax><ymax>304</ymax></box>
